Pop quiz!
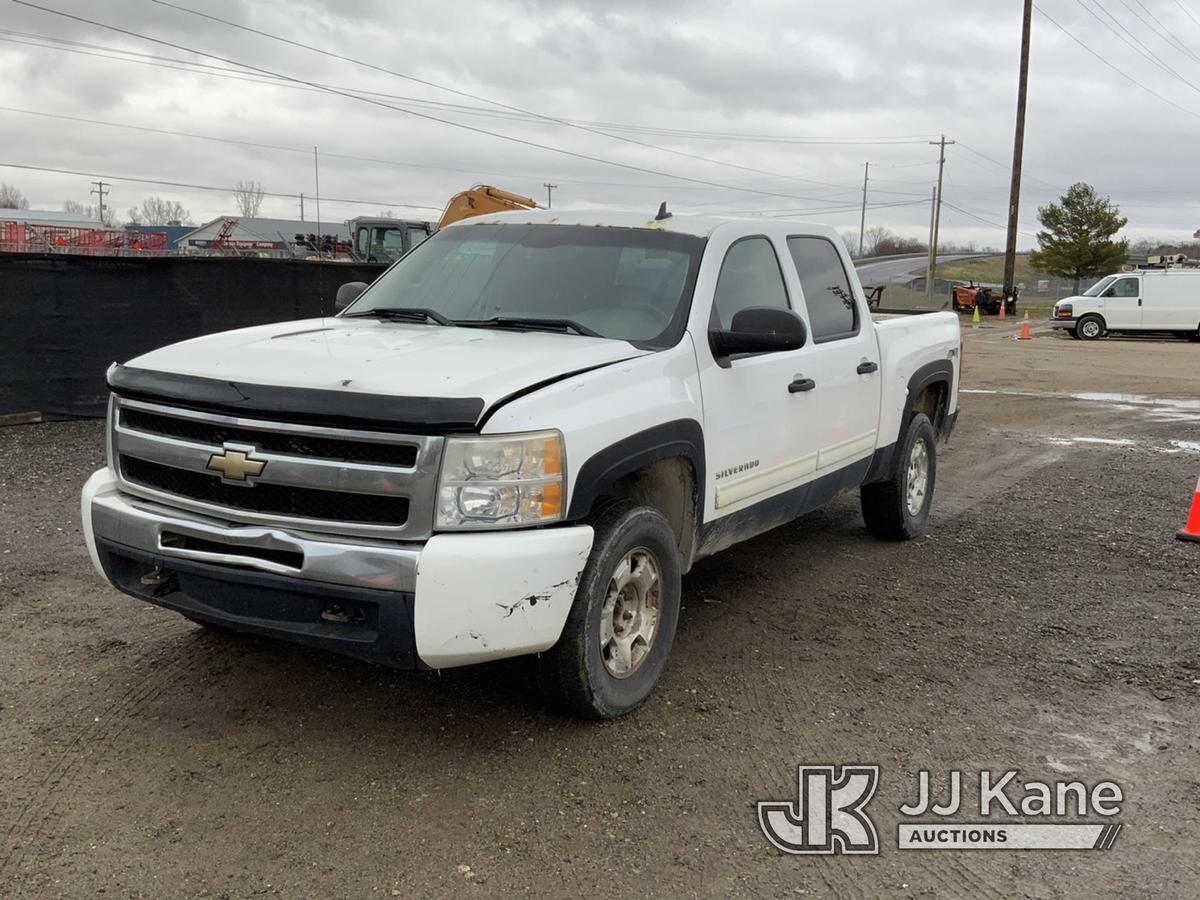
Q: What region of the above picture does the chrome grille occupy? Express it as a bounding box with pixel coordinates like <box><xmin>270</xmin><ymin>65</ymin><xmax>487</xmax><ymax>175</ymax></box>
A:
<box><xmin>110</xmin><ymin>397</ymin><xmax>443</xmax><ymax>539</ymax></box>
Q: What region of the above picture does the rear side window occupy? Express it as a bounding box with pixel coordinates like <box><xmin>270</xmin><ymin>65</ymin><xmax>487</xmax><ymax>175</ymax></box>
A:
<box><xmin>712</xmin><ymin>237</ymin><xmax>790</xmax><ymax>328</ymax></box>
<box><xmin>786</xmin><ymin>237</ymin><xmax>858</xmax><ymax>342</ymax></box>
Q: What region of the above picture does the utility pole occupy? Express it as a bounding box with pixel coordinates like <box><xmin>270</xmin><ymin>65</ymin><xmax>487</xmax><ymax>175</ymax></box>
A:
<box><xmin>926</xmin><ymin>135</ymin><xmax>955</xmax><ymax>300</ymax></box>
<box><xmin>543</xmin><ymin>182</ymin><xmax>557</xmax><ymax>209</ymax></box>
<box><xmin>299</xmin><ymin>192</ymin><xmax>305</xmax><ymax>223</ymax></box>
<box><xmin>1003</xmin><ymin>0</ymin><xmax>1034</xmax><ymax>304</ymax></box>
<box><xmin>926</xmin><ymin>186</ymin><xmax>937</xmax><ymax>299</ymax></box>
<box><xmin>313</xmin><ymin>146</ymin><xmax>322</xmax><ymax>257</ymax></box>
<box><xmin>858</xmin><ymin>162</ymin><xmax>870</xmax><ymax>257</ymax></box>
<box><xmin>90</xmin><ymin>180</ymin><xmax>109</xmax><ymax>225</ymax></box>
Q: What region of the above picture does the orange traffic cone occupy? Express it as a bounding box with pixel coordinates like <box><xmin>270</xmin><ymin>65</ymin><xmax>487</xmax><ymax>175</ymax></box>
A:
<box><xmin>1178</xmin><ymin>476</ymin><xmax>1200</xmax><ymax>543</ymax></box>
<box><xmin>1019</xmin><ymin>311</ymin><xmax>1032</xmax><ymax>341</ymax></box>
<box><xmin>998</xmin><ymin>297</ymin><xmax>1008</xmax><ymax>321</ymax></box>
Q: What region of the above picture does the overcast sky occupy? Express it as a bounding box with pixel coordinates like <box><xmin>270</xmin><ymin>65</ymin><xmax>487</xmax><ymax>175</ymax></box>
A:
<box><xmin>2</xmin><ymin>0</ymin><xmax>1199</xmax><ymax>248</ymax></box>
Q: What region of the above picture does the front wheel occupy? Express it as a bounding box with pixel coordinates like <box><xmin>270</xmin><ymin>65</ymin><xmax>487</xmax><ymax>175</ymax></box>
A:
<box><xmin>1068</xmin><ymin>328</ymin><xmax>1081</xmax><ymax>340</ymax></box>
<box><xmin>861</xmin><ymin>413</ymin><xmax>937</xmax><ymax>541</ymax></box>
<box><xmin>538</xmin><ymin>502</ymin><xmax>682</xmax><ymax>719</ymax></box>
<box><xmin>1077</xmin><ymin>314</ymin><xmax>1105</xmax><ymax>340</ymax></box>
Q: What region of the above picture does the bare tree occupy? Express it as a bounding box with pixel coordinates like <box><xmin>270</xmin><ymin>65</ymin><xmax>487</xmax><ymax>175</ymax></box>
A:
<box><xmin>862</xmin><ymin>225</ymin><xmax>892</xmax><ymax>257</ymax></box>
<box><xmin>126</xmin><ymin>197</ymin><xmax>193</xmax><ymax>226</ymax></box>
<box><xmin>0</xmin><ymin>182</ymin><xmax>30</xmax><ymax>209</ymax></box>
<box><xmin>63</xmin><ymin>199</ymin><xmax>111</xmax><ymax>225</ymax></box>
<box><xmin>232</xmin><ymin>180</ymin><xmax>264</xmax><ymax>217</ymax></box>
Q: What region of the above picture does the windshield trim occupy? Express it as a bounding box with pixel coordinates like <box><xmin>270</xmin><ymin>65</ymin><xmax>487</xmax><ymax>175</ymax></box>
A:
<box><xmin>339</xmin><ymin>223</ymin><xmax>708</xmax><ymax>352</ymax></box>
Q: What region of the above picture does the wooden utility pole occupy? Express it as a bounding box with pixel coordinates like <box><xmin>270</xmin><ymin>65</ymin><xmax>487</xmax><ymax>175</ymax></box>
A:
<box><xmin>858</xmin><ymin>162</ymin><xmax>870</xmax><ymax>257</ymax></box>
<box><xmin>926</xmin><ymin>186</ymin><xmax>937</xmax><ymax>298</ymax></box>
<box><xmin>926</xmin><ymin>136</ymin><xmax>954</xmax><ymax>300</ymax></box>
<box><xmin>543</xmin><ymin>182</ymin><xmax>557</xmax><ymax>209</ymax></box>
<box><xmin>1003</xmin><ymin>0</ymin><xmax>1034</xmax><ymax>302</ymax></box>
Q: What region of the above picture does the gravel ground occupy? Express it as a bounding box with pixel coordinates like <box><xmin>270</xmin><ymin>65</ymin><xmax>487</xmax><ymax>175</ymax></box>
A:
<box><xmin>1</xmin><ymin>319</ymin><xmax>1198</xmax><ymax>898</ymax></box>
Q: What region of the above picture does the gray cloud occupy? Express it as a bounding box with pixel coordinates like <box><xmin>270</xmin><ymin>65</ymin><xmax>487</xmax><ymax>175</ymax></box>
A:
<box><xmin>1</xmin><ymin>0</ymin><xmax>1197</xmax><ymax>245</ymax></box>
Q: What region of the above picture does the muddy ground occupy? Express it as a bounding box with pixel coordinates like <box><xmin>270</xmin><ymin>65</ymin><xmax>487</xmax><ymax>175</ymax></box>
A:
<box><xmin>2</xmin><ymin>319</ymin><xmax>1198</xmax><ymax>899</ymax></box>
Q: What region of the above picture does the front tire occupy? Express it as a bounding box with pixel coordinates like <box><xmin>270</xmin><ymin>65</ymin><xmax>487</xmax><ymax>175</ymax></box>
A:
<box><xmin>1077</xmin><ymin>314</ymin><xmax>1105</xmax><ymax>340</ymax></box>
<box><xmin>539</xmin><ymin>502</ymin><xmax>682</xmax><ymax>719</ymax></box>
<box><xmin>1068</xmin><ymin>328</ymin><xmax>1081</xmax><ymax>340</ymax></box>
<box><xmin>861</xmin><ymin>413</ymin><xmax>937</xmax><ymax>541</ymax></box>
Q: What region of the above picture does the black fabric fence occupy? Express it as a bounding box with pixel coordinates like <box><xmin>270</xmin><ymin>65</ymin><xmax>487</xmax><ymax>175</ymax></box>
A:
<box><xmin>1</xmin><ymin>254</ymin><xmax>385</xmax><ymax>420</ymax></box>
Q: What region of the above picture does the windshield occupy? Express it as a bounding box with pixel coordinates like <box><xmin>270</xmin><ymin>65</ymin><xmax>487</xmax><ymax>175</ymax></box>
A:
<box><xmin>344</xmin><ymin>223</ymin><xmax>704</xmax><ymax>346</ymax></box>
<box><xmin>1083</xmin><ymin>276</ymin><xmax>1116</xmax><ymax>297</ymax></box>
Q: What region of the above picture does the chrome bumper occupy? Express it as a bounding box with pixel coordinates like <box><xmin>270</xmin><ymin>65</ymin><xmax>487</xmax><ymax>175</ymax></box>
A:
<box><xmin>90</xmin><ymin>480</ymin><xmax>420</xmax><ymax>593</ymax></box>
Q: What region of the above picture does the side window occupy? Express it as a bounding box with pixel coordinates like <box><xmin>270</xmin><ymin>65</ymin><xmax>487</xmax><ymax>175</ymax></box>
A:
<box><xmin>712</xmin><ymin>237</ymin><xmax>790</xmax><ymax>329</ymax></box>
<box><xmin>786</xmin><ymin>236</ymin><xmax>858</xmax><ymax>341</ymax></box>
<box><xmin>1104</xmin><ymin>277</ymin><xmax>1140</xmax><ymax>298</ymax></box>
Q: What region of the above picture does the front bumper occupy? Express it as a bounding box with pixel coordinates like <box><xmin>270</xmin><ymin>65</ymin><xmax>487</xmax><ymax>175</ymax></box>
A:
<box><xmin>1049</xmin><ymin>316</ymin><xmax>1078</xmax><ymax>329</ymax></box>
<box><xmin>83</xmin><ymin>469</ymin><xmax>593</xmax><ymax>669</ymax></box>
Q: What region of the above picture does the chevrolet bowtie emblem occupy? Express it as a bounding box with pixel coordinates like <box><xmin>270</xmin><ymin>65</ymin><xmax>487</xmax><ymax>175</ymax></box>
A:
<box><xmin>206</xmin><ymin>444</ymin><xmax>267</xmax><ymax>484</ymax></box>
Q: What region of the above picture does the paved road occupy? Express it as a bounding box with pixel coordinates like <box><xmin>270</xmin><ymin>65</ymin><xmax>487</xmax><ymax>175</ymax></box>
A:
<box><xmin>855</xmin><ymin>253</ymin><xmax>984</xmax><ymax>284</ymax></box>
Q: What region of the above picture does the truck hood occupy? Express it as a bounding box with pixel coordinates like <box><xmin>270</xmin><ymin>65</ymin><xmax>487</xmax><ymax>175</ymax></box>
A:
<box><xmin>122</xmin><ymin>317</ymin><xmax>649</xmax><ymax>424</ymax></box>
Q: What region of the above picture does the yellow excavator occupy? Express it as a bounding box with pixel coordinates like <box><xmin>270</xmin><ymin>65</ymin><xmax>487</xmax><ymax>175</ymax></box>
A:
<box><xmin>436</xmin><ymin>185</ymin><xmax>540</xmax><ymax>229</ymax></box>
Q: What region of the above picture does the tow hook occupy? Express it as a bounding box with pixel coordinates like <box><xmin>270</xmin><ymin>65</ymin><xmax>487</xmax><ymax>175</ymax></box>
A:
<box><xmin>139</xmin><ymin>565</ymin><xmax>176</xmax><ymax>597</ymax></box>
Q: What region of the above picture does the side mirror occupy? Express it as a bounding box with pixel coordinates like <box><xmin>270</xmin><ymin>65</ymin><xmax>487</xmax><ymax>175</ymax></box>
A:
<box><xmin>710</xmin><ymin>306</ymin><xmax>807</xmax><ymax>358</ymax></box>
<box><xmin>335</xmin><ymin>281</ymin><xmax>368</xmax><ymax>312</ymax></box>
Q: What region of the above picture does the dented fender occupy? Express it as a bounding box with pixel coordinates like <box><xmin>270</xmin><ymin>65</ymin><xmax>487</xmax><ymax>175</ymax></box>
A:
<box><xmin>413</xmin><ymin>526</ymin><xmax>594</xmax><ymax>668</ymax></box>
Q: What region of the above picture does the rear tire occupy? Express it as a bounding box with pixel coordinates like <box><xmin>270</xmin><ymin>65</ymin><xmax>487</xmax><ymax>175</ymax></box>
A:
<box><xmin>1077</xmin><ymin>314</ymin><xmax>1105</xmax><ymax>340</ymax></box>
<box><xmin>539</xmin><ymin>501</ymin><xmax>682</xmax><ymax>719</ymax></box>
<box><xmin>861</xmin><ymin>413</ymin><xmax>937</xmax><ymax>541</ymax></box>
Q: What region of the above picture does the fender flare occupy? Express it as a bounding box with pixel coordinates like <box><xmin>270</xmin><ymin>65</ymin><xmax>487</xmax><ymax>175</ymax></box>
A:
<box><xmin>566</xmin><ymin>419</ymin><xmax>705</xmax><ymax>527</ymax></box>
<box><xmin>863</xmin><ymin>359</ymin><xmax>954</xmax><ymax>484</ymax></box>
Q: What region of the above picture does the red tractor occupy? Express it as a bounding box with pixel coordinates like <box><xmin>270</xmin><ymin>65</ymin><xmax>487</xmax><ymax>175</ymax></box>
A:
<box><xmin>951</xmin><ymin>281</ymin><xmax>1017</xmax><ymax>316</ymax></box>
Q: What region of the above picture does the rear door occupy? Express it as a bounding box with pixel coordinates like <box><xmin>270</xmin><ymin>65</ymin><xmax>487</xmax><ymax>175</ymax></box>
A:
<box><xmin>1101</xmin><ymin>275</ymin><xmax>1142</xmax><ymax>329</ymax></box>
<box><xmin>782</xmin><ymin>235</ymin><xmax>882</xmax><ymax>476</ymax></box>
<box><xmin>1146</xmin><ymin>275</ymin><xmax>1198</xmax><ymax>329</ymax></box>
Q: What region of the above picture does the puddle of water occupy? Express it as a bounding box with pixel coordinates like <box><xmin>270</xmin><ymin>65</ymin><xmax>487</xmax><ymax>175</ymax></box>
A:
<box><xmin>1071</xmin><ymin>392</ymin><xmax>1200</xmax><ymax>412</ymax></box>
<box><xmin>1048</xmin><ymin>437</ymin><xmax>1136</xmax><ymax>446</ymax></box>
<box><xmin>961</xmin><ymin>388</ymin><xmax>1200</xmax><ymax>423</ymax></box>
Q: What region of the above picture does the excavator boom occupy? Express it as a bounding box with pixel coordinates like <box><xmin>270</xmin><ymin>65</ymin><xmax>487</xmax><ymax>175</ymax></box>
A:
<box><xmin>437</xmin><ymin>185</ymin><xmax>539</xmax><ymax>229</ymax></box>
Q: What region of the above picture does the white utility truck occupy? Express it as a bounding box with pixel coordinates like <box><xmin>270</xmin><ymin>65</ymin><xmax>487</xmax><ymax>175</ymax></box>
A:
<box><xmin>1051</xmin><ymin>267</ymin><xmax>1200</xmax><ymax>340</ymax></box>
<box><xmin>82</xmin><ymin>209</ymin><xmax>961</xmax><ymax>718</ymax></box>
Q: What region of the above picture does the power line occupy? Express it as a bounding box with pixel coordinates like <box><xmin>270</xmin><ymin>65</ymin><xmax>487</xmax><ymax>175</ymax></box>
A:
<box><xmin>12</xmin><ymin>1</ymin><xmax>932</xmax><ymax>209</ymax></box>
<box><xmin>1074</xmin><ymin>0</ymin><xmax>1200</xmax><ymax>96</ymax></box>
<box><xmin>0</xmin><ymin>161</ymin><xmax>442</xmax><ymax>211</ymax></box>
<box><xmin>145</xmin><ymin>0</ymin><xmax>912</xmax><ymax>193</ymax></box>
<box><xmin>1123</xmin><ymin>0</ymin><xmax>1200</xmax><ymax>64</ymax></box>
<box><xmin>0</xmin><ymin>28</ymin><xmax>937</xmax><ymax>149</ymax></box>
<box><xmin>1177</xmin><ymin>0</ymin><xmax>1200</xmax><ymax>29</ymax></box>
<box><xmin>1033</xmin><ymin>4</ymin><xmax>1200</xmax><ymax>120</ymax></box>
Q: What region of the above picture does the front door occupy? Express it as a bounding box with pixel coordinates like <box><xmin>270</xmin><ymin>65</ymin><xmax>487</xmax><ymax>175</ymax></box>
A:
<box><xmin>697</xmin><ymin>235</ymin><xmax>824</xmax><ymax>526</ymax></box>
<box><xmin>1101</xmin><ymin>275</ymin><xmax>1142</xmax><ymax>329</ymax></box>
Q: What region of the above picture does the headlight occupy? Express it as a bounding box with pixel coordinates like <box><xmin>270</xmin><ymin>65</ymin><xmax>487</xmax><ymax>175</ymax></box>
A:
<box><xmin>435</xmin><ymin>431</ymin><xmax>565</xmax><ymax>530</ymax></box>
<box><xmin>1056</xmin><ymin>304</ymin><xmax>1073</xmax><ymax>318</ymax></box>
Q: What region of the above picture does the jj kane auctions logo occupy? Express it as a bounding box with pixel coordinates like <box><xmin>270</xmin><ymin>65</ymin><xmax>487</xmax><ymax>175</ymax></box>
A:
<box><xmin>758</xmin><ymin>766</ymin><xmax>1124</xmax><ymax>854</ymax></box>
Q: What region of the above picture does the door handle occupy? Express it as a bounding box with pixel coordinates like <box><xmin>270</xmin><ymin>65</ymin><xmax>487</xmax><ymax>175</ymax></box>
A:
<box><xmin>788</xmin><ymin>377</ymin><xmax>817</xmax><ymax>393</ymax></box>
<box><xmin>857</xmin><ymin>361</ymin><xmax>879</xmax><ymax>375</ymax></box>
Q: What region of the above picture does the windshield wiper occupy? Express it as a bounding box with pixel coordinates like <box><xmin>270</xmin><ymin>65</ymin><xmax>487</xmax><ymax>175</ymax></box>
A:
<box><xmin>458</xmin><ymin>316</ymin><xmax>601</xmax><ymax>338</ymax></box>
<box><xmin>344</xmin><ymin>307</ymin><xmax>455</xmax><ymax>326</ymax></box>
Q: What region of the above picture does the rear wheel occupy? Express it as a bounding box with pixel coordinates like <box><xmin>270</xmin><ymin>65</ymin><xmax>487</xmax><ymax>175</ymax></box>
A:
<box><xmin>1077</xmin><ymin>314</ymin><xmax>1105</xmax><ymax>341</ymax></box>
<box><xmin>539</xmin><ymin>501</ymin><xmax>682</xmax><ymax>719</ymax></box>
<box><xmin>861</xmin><ymin>413</ymin><xmax>937</xmax><ymax>541</ymax></box>
<box><xmin>1188</xmin><ymin>326</ymin><xmax>1200</xmax><ymax>343</ymax></box>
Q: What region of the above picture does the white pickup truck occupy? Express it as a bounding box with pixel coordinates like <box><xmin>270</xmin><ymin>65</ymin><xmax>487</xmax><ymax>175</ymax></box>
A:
<box><xmin>82</xmin><ymin>209</ymin><xmax>960</xmax><ymax>718</ymax></box>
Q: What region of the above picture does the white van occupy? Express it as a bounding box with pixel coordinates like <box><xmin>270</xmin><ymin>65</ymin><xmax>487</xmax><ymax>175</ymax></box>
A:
<box><xmin>1050</xmin><ymin>269</ymin><xmax>1200</xmax><ymax>341</ymax></box>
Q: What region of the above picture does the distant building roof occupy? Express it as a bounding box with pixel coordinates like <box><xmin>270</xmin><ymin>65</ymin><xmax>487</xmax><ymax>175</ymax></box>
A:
<box><xmin>0</xmin><ymin>208</ymin><xmax>104</xmax><ymax>228</ymax></box>
<box><xmin>180</xmin><ymin>216</ymin><xmax>351</xmax><ymax>246</ymax></box>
